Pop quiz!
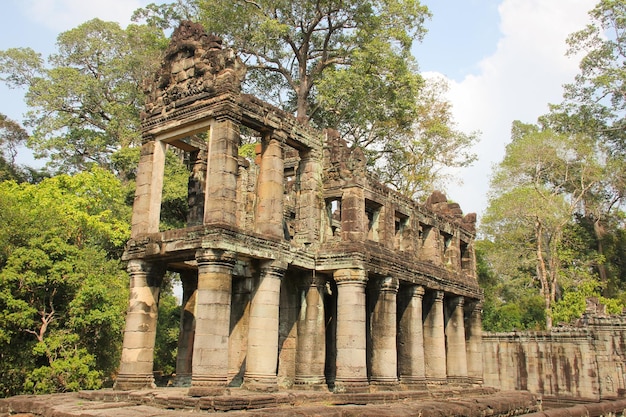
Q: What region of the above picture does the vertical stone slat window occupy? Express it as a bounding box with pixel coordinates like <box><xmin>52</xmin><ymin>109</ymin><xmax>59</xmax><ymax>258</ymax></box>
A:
<box><xmin>325</xmin><ymin>197</ymin><xmax>342</xmax><ymax>239</ymax></box>
<box><xmin>365</xmin><ymin>199</ymin><xmax>382</xmax><ymax>242</ymax></box>
<box><xmin>394</xmin><ymin>211</ymin><xmax>409</xmax><ymax>251</ymax></box>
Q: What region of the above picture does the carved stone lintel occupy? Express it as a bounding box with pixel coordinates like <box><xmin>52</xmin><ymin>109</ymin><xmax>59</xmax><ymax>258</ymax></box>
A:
<box><xmin>143</xmin><ymin>21</ymin><xmax>246</xmax><ymax>117</ymax></box>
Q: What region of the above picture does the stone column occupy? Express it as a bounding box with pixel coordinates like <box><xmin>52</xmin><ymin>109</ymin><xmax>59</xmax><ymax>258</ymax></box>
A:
<box><xmin>204</xmin><ymin>117</ymin><xmax>240</xmax><ymax>226</ymax></box>
<box><xmin>370</xmin><ymin>276</ymin><xmax>399</xmax><ymax>388</ymax></box>
<box><xmin>173</xmin><ymin>271</ymin><xmax>197</xmax><ymax>387</ymax></box>
<box><xmin>255</xmin><ymin>134</ymin><xmax>284</xmax><ymax>238</ymax></box>
<box><xmin>466</xmin><ymin>301</ymin><xmax>484</xmax><ymax>385</ymax></box>
<box><xmin>398</xmin><ymin>285</ymin><xmax>426</xmax><ymax>387</ymax></box>
<box><xmin>189</xmin><ymin>249</ymin><xmax>235</xmax><ymax>396</ymax></box>
<box><xmin>294</xmin><ymin>149</ymin><xmax>322</xmax><ymax>246</ymax></box>
<box><xmin>131</xmin><ymin>139</ymin><xmax>166</xmax><ymax>237</ymax></box>
<box><xmin>341</xmin><ymin>186</ymin><xmax>366</xmax><ymax>242</ymax></box>
<box><xmin>115</xmin><ymin>260</ymin><xmax>163</xmax><ymax>389</ymax></box>
<box><xmin>243</xmin><ymin>261</ymin><xmax>285</xmax><ymax>391</ymax></box>
<box><xmin>294</xmin><ymin>274</ymin><xmax>327</xmax><ymax>390</ymax></box>
<box><xmin>187</xmin><ymin>148</ymin><xmax>206</xmax><ymax>226</ymax></box>
<box><xmin>419</xmin><ymin>225</ymin><xmax>440</xmax><ymax>264</ymax></box>
<box><xmin>333</xmin><ymin>268</ymin><xmax>369</xmax><ymax>393</ymax></box>
<box><xmin>423</xmin><ymin>290</ymin><xmax>446</xmax><ymax>384</ymax></box>
<box><xmin>446</xmin><ymin>296</ymin><xmax>468</xmax><ymax>384</ymax></box>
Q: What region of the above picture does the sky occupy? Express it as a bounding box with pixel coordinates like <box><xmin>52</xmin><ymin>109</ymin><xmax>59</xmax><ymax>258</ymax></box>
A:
<box><xmin>0</xmin><ymin>0</ymin><xmax>598</xmax><ymax>220</ymax></box>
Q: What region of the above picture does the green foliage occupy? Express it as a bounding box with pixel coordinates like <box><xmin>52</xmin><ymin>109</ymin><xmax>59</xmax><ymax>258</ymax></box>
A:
<box><xmin>132</xmin><ymin>0</ymin><xmax>478</xmax><ymax>193</ymax></box>
<box><xmin>477</xmin><ymin>242</ymin><xmax>546</xmax><ymax>332</ymax></box>
<box><xmin>183</xmin><ymin>0</ymin><xmax>430</xmax><ymax>120</ymax></box>
<box><xmin>481</xmin><ymin>120</ymin><xmax>607</xmax><ymax>329</ymax></box>
<box><xmin>552</xmin><ymin>279</ymin><xmax>624</xmax><ymax>324</ymax></box>
<box><xmin>160</xmin><ymin>149</ymin><xmax>190</xmax><ymax>230</ymax></box>
<box><xmin>0</xmin><ymin>114</ymin><xmax>28</xmax><ymax>181</ymax></box>
<box><xmin>0</xmin><ymin>19</ymin><xmax>167</xmax><ymax>173</ymax></box>
<box><xmin>562</xmin><ymin>0</ymin><xmax>626</xmax><ymax>156</ymax></box>
<box><xmin>482</xmin><ymin>296</ymin><xmax>546</xmax><ymax>332</ymax></box>
<box><xmin>24</xmin><ymin>334</ymin><xmax>103</xmax><ymax>394</ymax></box>
<box><xmin>371</xmin><ymin>76</ymin><xmax>478</xmax><ymax>199</ymax></box>
<box><xmin>154</xmin><ymin>279</ymin><xmax>181</xmax><ymax>377</ymax></box>
<box><xmin>0</xmin><ymin>169</ymin><xmax>130</xmax><ymax>396</ymax></box>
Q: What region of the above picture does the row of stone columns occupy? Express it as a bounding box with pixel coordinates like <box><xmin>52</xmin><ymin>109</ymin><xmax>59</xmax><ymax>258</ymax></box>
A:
<box><xmin>331</xmin><ymin>269</ymin><xmax>483</xmax><ymax>392</ymax></box>
<box><xmin>115</xmin><ymin>261</ymin><xmax>482</xmax><ymax>391</ymax></box>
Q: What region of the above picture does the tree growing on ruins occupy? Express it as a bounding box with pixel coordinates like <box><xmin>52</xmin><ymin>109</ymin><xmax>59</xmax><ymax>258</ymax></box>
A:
<box><xmin>134</xmin><ymin>0</ymin><xmax>476</xmax><ymax>196</ymax></box>
<box><xmin>0</xmin><ymin>19</ymin><xmax>167</xmax><ymax>173</ymax></box>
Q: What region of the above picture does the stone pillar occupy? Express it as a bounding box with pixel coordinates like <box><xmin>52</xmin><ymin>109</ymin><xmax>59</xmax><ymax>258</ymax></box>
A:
<box><xmin>294</xmin><ymin>274</ymin><xmax>327</xmax><ymax>389</ymax></box>
<box><xmin>243</xmin><ymin>261</ymin><xmax>285</xmax><ymax>391</ymax></box>
<box><xmin>204</xmin><ymin>117</ymin><xmax>240</xmax><ymax>226</ymax></box>
<box><xmin>187</xmin><ymin>148</ymin><xmax>206</xmax><ymax>226</ymax></box>
<box><xmin>370</xmin><ymin>276</ymin><xmax>399</xmax><ymax>388</ymax></box>
<box><xmin>466</xmin><ymin>301</ymin><xmax>484</xmax><ymax>385</ymax></box>
<box><xmin>115</xmin><ymin>260</ymin><xmax>163</xmax><ymax>389</ymax></box>
<box><xmin>333</xmin><ymin>268</ymin><xmax>369</xmax><ymax>393</ymax></box>
<box><xmin>189</xmin><ymin>249</ymin><xmax>235</xmax><ymax>396</ymax></box>
<box><xmin>398</xmin><ymin>285</ymin><xmax>426</xmax><ymax>387</ymax></box>
<box><xmin>423</xmin><ymin>290</ymin><xmax>446</xmax><ymax>383</ymax></box>
<box><xmin>131</xmin><ymin>139</ymin><xmax>166</xmax><ymax>237</ymax></box>
<box><xmin>255</xmin><ymin>134</ymin><xmax>284</xmax><ymax>238</ymax></box>
<box><xmin>446</xmin><ymin>296</ymin><xmax>468</xmax><ymax>384</ymax></box>
<box><xmin>444</xmin><ymin>235</ymin><xmax>461</xmax><ymax>271</ymax></box>
<box><xmin>294</xmin><ymin>149</ymin><xmax>322</xmax><ymax>245</ymax></box>
<box><xmin>173</xmin><ymin>271</ymin><xmax>197</xmax><ymax>387</ymax></box>
<box><xmin>420</xmin><ymin>225</ymin><xmax>440</xmax><ymax>264</ymax></box>
<box><xmin>341</xmin><ymin>186</ymin><xmax>366</xmax><ymax>242</ymax></box>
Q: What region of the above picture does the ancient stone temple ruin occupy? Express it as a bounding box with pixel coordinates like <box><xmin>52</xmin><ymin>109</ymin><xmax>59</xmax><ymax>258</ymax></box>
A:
<box><xmin>114</xmin><ymin>21</ymin><xmax>483</xmax><ymax>395</ymax></box>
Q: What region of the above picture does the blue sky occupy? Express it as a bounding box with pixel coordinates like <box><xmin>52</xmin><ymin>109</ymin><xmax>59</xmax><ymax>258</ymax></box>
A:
<box><xmin>0</xmin><ymin>0</ymin><xmax>598</xmax><ymax>219</ymax></box>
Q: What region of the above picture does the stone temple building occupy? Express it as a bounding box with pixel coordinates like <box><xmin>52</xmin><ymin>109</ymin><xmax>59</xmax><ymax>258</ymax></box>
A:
<box><xmin>114</xmin><ymin>21</ymin><xmax>483</xmax><ymax>395</ymax></box>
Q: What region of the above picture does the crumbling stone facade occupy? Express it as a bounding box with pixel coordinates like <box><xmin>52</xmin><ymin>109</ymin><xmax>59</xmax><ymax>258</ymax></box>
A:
<box><xmin>483</xmin><ymin>299</ymin><xmax>626</xmax><ymax>402</ymax></box>
<box><xmin>114</xmin><ymin>21</ymin><xmax>482</xmax><ymax>395</ymax></box>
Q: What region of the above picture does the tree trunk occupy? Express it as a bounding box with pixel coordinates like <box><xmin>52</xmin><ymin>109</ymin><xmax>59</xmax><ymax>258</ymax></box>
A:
<box><xmin>535</xmin><ymin>219</ymin><xmax>552</xmax><ymax>330</ymax></box>
<box><xmin>593</xmin><ymin>218</ymin><xmax>609</xmax><ymax>283</ymax></box>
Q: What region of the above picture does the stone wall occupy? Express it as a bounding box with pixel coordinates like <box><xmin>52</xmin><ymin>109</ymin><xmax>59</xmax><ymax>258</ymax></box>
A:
<box><xmin>483</xmin><ymin>301</ymin><xmax>626</xmax><ymax>402</ymax></box>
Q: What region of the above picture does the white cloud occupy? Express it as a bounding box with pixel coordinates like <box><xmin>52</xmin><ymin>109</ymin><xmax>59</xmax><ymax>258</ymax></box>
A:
<box><xmin>434</xmin><ymin>0</ymin><xmax>596</xmax><ymax>219</ymax></box>
<box><xmin>21</xmin><ymin>0</ymin><xmax>149</xmax><ymax>31</ymax></box>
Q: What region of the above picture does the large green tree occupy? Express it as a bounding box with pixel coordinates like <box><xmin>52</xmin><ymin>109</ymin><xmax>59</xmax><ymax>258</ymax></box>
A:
<box><xmin>0</xmin><ymin>168</ymin><xmax>130</xmax><ymax>396</ymax></box>
<box><xmin>481</xmin><ymin>121</ymin><xmax>606</xmax><ymax>329</ymax></box>
<box><xmin>561</xmin><ymin>0</ymin><xmax>626</xmax><ymax>155</ymax></box>
<box><xmin>541</xmin><ymin>0</ymin><xmax>625</xmax><ymax>294</ymax></box>
<box><xmin>0</xmin><ymin>19</ymin><xmax>167</xmax><ymax>173</ymax></box>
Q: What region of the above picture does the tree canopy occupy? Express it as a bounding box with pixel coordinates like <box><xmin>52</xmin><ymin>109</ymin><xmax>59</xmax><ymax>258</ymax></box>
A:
<box><xmin>0</xmin><ymin>19</ymin><xmax>167</xmax><ymax>173</ymax></box>
<box><xmin>480</xmin><ymin>0</ymin><xmax>626</xmax><ymax>331</ymax></box>
<box><xmin>0</xmin><ymin>169</ymin><xmax>130</xmax><ymax>396</ymax></box>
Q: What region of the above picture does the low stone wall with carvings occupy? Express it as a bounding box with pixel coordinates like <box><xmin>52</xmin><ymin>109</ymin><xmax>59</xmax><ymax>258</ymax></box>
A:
<box><xmin>483</xmin><ymin>302</ymin><xmax>626</xmax><ymax>402</ymax></box>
